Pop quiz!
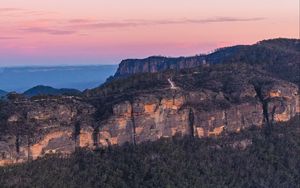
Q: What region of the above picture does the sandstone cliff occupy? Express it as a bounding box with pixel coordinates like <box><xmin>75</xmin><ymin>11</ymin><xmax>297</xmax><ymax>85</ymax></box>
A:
<box><xmin>95</xmin><ymin>65</ymin><xmax>299</xmax><ymax>146</ymax></box>
<box><xmin>1</xmin><ymin>63</ymin><xmax>299</xmax><ymax>166</ymax></box>
<box><xmin>0</xmin><ymin>96</ymin><xmax>95</xmax><ymax>166</ymax></box>
<box><xmin>114</xmin><ymin>56</ymin><xmax>206</xmax><ymax>78</ymax></box>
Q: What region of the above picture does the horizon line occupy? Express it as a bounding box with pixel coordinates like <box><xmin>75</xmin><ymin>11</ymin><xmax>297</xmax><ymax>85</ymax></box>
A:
<box><xmin>0</xmin><ymin>63</ymin><xmax>119</xmax><ymax>68</ymax></box>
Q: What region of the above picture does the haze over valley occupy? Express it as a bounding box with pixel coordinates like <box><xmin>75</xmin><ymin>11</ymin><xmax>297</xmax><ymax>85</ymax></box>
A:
<box><xmin>0</xmin><ymin>65</ymin><xmax>117</xmax><ymax>92</ymax></box>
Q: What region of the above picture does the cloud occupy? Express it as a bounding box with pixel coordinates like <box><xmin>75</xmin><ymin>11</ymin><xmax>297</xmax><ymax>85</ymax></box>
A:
<box><xmin>67</xmin><ymin>17</ymin><xmax>265</xmax><ymax>29</ymax></box>
<box><xmin>0</xmin><ymin>7</ymin><xmax>55</xmax><ymax>17</ymax></box>
<box><xmin>68</xmin><ymin>19</ymin><xmax>94</xmax><ymax>24</ymax></box>
<box><xmin>5</xmin><ymin>16</ymin><xmax>265</xmax><ymax>36</ymax></box>
<box><xmin>182</xmin><ymin>17</ymin><xmax>265</xmax><ymax>23</ymax></box>
<box><xmin>21</xmin><ymin>27</ymin><xmax>76</xmax><ymax>35</ymax></box>
<box><xmin>0</xmin><ymin>36</ymin><xmax>22</xmax><ymax>40</ymax></box>
<box><xmin>0</xmin><ymin>8</ymin><xmax>22</xmax><ymax>12</ymax></box>
<box><xmin>74</xmin><ymin>22</ymin><xmax>141</xmax><ymax>29</ymax></box>
<box><xmin>139</xmin><ymin>17</ymin><xmax>265</xmax><ymax>25</ymax></box>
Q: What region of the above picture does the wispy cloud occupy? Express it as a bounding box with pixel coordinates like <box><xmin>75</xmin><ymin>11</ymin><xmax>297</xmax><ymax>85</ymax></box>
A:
<box><xmin>68</xmin><ymin>19</ymin><xmax>94</xmax><ymax>24</ymax></box>
<box><xmin>0</xmin><ymin>8</ymin><xmax>22</xmax><ymax>12</ymax></box>
<box><xmin>0</xmin><ymin>7</ymin><xmax>55</xmax><ymax>17</ymax></box>
<box><xmin>181</xmin><ymin>17</ymin><xmax>265</xmax><ymax>23</ymax></box>
<box><xmin>0</xmin><ymin>36</ymin><xmax>22</xmax><ymax>40</ymax></box>
<box><xmin>2</xmin><ymin>16</ymin><xmax>265</xmax><ymax>36</ymax></box>
<box><xmin>21</xmin><ymin>27</ymin><xmax>76</xmax><ymax>35</ymax></box>
<box><xmin>67</xmin><ymin>17</ymin><xmax>265</xmax><ymax>29</ymax></box>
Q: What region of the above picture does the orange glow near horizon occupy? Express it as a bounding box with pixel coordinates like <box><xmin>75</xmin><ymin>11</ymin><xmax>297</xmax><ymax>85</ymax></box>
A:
<box><xmin>0</xmin><ymin>0</ymin><xmax>299</xmax><ymax>65</ymax></box>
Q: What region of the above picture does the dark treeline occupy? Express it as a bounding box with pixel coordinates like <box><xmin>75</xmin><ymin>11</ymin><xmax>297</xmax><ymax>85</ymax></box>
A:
<box><xmin>0</xmin><ymin>115</ymin><xmax>299</xmax><ymax>188</ymax></box>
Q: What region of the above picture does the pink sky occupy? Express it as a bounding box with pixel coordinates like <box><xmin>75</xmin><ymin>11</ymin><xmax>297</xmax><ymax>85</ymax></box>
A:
<box><xmin>0</xmin><ymin>0</ymin><xmax>299</xmax><ymax>66</ymax></box>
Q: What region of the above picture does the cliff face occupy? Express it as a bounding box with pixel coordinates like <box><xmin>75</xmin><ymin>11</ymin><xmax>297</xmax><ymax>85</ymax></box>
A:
<box><xmin>95</xmin><ymin>81</ymin><xmax>299</xmax><ymax>146</ymax></box>
<box><xmin>96</xmin><ymin>94</ymin><xmax>261</xmax><ymax>146</ymax></box>
<box><xmin>114</xmin><ymin>56</ymin><xmax>206</xmax><ymax>78</ymax></box>
<box><xmin>0</xmin><ymin>96</ymin><xmax>95</xmax><ymax>166</ymax></box>
<box><xmin>1</xmin><ymin>64</ymin><xmax>299</xmax><ymax>166</ymax></box>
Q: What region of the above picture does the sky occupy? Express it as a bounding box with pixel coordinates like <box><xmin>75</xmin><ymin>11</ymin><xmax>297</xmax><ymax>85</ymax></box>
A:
<box><xmin>0</xmin><ymin>0</ymin><xmax>299</xmax><ymax>66</ymax></box>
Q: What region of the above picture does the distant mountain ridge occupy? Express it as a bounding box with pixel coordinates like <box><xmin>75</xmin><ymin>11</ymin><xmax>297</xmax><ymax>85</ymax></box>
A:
<box><xmin>114</xmin><ymin>38</ymin><xmax>300</xmax><ymax>85</ymax></box>
<box><xmin>23</xmin><ymin>85</ymin><xmax>81</xmax><ymax>97</ymax></box>
<box><xmin>0</xmin><ymin>65</ymin><xmax>118</xmax><ymax>92</ymax></box>
<box><xmin>0</xmin><ymin>89</ymin><xmax>7</xmax><ymax>97</ymax></box>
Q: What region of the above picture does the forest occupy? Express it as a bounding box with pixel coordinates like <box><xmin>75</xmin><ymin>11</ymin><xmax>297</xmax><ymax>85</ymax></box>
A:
<box><xmin>0</xmin><ymin>115</ymin><xmax>299</xmax><ymax>188</ymax></box>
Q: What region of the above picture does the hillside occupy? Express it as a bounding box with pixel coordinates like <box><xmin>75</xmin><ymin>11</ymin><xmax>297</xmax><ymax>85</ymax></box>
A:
<box><xmin>0</xmin><ymin>61</ymin><xmax>299</xmax><ymax>166</ymax></box>
<box><xmin>114</xmin><ymin>38</ymin><xmax>300</xmax><ymax>85</ymax></box>
<box><xmin>23</xmin><ymin>85</ymin><xmax>81</xmax><ymax>97</ymax></box>
<box><xmin>0</xmin><ymin>116</ymin><xmax>299</xmax><ymax>188</ymax></box>
<box><xmin>0</xmin><ymin>39</ymin><xmax>299</xmax><ymax>169</ymax></box>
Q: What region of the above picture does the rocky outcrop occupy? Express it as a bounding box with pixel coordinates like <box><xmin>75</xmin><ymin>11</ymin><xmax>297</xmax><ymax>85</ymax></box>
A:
<box><xmin>0</xmin><ymin>96</ymin><xmax>95</xmax><ymax>166</ymax></box>
<box><xmin>95</xmin><ymin>94</ymin><xmax>190</xmax><ymax>146</ymax></box>
<box><xmin>114</xmin><ymin>56</ymin><xmax>207</xmax><ymax>78</ymax></box>
<box><xmin>255</xmin><ymin>82</ymin><xmax>299</xmax><ymax>125</ymax></box>
<box><xmin>231</xmin><ymin>139</ymin><xmax>253</xmax><ymax>150</ymax></box>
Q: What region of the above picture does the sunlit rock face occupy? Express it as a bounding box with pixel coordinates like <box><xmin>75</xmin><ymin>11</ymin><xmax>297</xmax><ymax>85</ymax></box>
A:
<box><xmin>192</xmin><ymin>102</ymin><xmax>264</xmax><ymax>137</ymax></box>
<box><xmin>30</xmin><ymin>129</ymin><xmax>74</xmax><ymax>160</ymax></box>
<box><xmin>79</xmin><ymin>128</ymin><xmax>94</xmax><ymax>148</ymax></box>
<box><xmin>94</xmin><ymin>80</ymin><xmax>298</xmax><ymax>147</ymax></box>
<box><xmin>260</xmin><ymin>82</ymin><xmax>299</xmax><ymax>123</ymax></box>
<box><xmin>0</xmin><ymin>96</ymin><xmax>95</xmax><ymax>165</ymax></box>
<box><xmin>96</xmin><ymin>94</ymin><xmax>189</xmax><ymax>147</ymax></box>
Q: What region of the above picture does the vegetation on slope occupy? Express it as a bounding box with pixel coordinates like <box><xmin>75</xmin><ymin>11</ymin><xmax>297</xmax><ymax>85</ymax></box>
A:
<box><xmin>207</xmin><ymin>38</ymin><xmax>300</xmax><ymax>85</ymax></box>
<box><xmin>0</xmin><ymin>115</ymin><xmax>299</xmax><ymax>188</ymax></box>
<box><xmin>115</xmin><ymin>38</ymin><xmax>300</xmax><ymax>86</ymax></box>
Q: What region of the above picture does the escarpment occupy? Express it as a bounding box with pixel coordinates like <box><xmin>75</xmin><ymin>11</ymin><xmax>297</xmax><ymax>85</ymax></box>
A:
<box><xmin>114</xmin><ymin>56</ymin><xmax>207</xmax><ymax>78</ymax></box>
<box><xmin>114</xmin><ymin>39</ymin><xmax>300</xmax><ymax>86</ymax></box>
<box><xmin>0</xmin><ymin>63</ymin><xmax>299</xmax><ymax>166</ymax></box>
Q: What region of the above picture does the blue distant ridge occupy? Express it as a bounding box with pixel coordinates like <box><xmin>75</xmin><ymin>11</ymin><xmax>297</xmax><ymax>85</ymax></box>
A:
<box><xmin>0</xmin><ymin>65</ymin><xmax>118</xmax><ymax>92</ymax></box>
